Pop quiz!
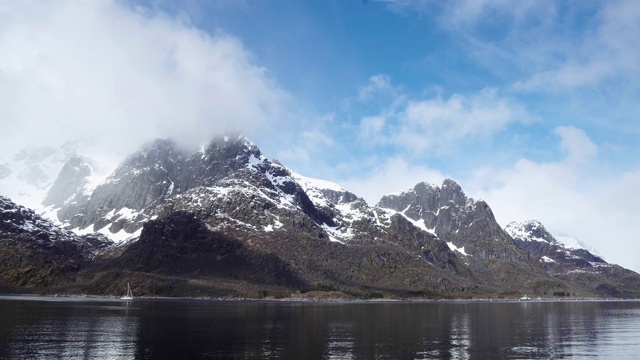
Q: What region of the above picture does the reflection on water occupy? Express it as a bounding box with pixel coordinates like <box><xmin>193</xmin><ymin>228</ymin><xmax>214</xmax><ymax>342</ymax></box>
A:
<box><xmin>0</xmin><ymin>297</ymin><xmax>138</xmax><ymax>359</ymax></box>
<box><xmin>449</xmin><ymin>312</ymin><xmax>470</xmax><ymax>359</ymax></box>
<box><xmin>1</xmin><ymin>297</ymin><xmax>640</xmax><ymax>359</ymax></box>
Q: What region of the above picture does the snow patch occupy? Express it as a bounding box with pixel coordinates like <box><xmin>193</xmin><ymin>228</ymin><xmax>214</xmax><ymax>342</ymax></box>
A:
<box><xmin>247</xmin><ymin>154</ymin><xmax>263</xmax><ymax>168</ymax></box>
<box><xmin>447</xmin><ymin>242</ymin><xmax>468</xmax><ymax>256</ymax></box>
<box><xmin>291</xmin><ymin>172</ymin><xmax>347</xmax><ymax>193</ymax></box>
<box><xmin>264</xmin><ymin>218</ymin><xmax>283</xmax><ymax>232</ymax></box>
<box><xmin>73</xmin><ymin>224</ymin><xmax>141</xmax><ymax>243</ymax></box>
<box><xmin>104</xmin><ymin>207</ymin><xmax>142</xmax><ymax>221</ymax></box>
<box><xmin>321</xmin><ymin>223</ymin><xmax>350</xmax><ymax>244</ymax></box>
<box><xmin>39</xmin><ymin>205</ymin><xmax>62</xmax><ymax>225</ymax></box>
<box><xmin>83</xmin><ymin>171</ymin><xmax>108</xmax><ymax>197</ymax></box>
<box><xmin>505</xmin><ymin>221</ymin><xmax>549</xmax><ymax>243</ymax></box>
<box><xmin>541</xmin><ymin>256</ymin><xmax>555</xmax><ymax>263</ymax></box>
<box><xmin>391</xmin><ymin>210</ymin><xmax>436</xmax><ymax>236</ymax></box>
<box><xmin>166</xmin><ymin>179</ymin><xmax>175</xmax><ymax>195</ymax></box>
<box><xmin>554</xmin><ymin>234</ymin><xmax>582</xmax><ymax>249</ymax></box>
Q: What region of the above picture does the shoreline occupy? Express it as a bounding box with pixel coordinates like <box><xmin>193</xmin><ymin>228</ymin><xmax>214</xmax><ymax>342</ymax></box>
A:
<box><xmin>1</xmin><ymin>293</ymin><xmax>638</xmax><ymax>304</ymax></box>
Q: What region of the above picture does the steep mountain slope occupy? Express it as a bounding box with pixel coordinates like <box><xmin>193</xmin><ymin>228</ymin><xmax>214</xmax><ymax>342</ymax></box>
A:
<box><xmin>373</xmin><ymin>180</ymin><xmax>640</xmax><ymax>296</ymax></box>
<box><xmin>0</xmin><ymin>144</ymin><xmax>79</xmax><ymax>210</ymax></box>
<box><xmin>377</xmin><ymin>180</ymin><xmax>525</xmax><ymax>262</ymax></box>
<box><xmin>133</xmin><ymin>137</ymin><xmax>474</xmax><ymax>296</ymax></box>
<box><xmin>2</xmin><ymin>133</ymin><xmax>639</xmax><ymax>299</ymax></box>
<box><xmin>50</xmin><ymin>138</ymin><xmax>188</xmax><ymax>241</ymax></box>
<box><xmin>32</xmin><ymin>135</ymin><xmax>476</xmax><ymax>297</ymax></box>
<box><xmin>0</xmin><ymin>196</ymin><xmax>111</xmax><ymax>288</ymax></box>
<box><xmin>52</xmin><ymin>135</ymin><xmax>335</xmax><ymax>241</ymax></box>
<box><xmin>506</xmin><ymin>220</ymin><xmax>640</xmax><ymax>297</ymax></box>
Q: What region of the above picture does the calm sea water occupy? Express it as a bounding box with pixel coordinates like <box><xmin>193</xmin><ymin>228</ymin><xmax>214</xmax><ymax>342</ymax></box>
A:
<box><xmin>1</xmin><ymin>296</ymin><xmax>639</xmax><ymax>359</ymax></box>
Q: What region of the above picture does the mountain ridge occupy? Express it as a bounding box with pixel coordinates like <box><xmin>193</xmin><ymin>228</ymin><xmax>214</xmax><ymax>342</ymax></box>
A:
<box><xmin>1</xmin><ymin>134</ymin><xmax>639</xmax><ymax>299</ymax></box>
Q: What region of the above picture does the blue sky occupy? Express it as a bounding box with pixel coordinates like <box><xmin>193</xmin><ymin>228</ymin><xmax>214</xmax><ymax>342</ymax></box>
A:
<box><xmin>1</xmin><ymin>0</ymin><xmax>640</xmax><ymax>271</ymax></box>
<box><xmin>159</xmin><ymin>0</ymin><xmax>639</xmax><ymax>178</ymax></box>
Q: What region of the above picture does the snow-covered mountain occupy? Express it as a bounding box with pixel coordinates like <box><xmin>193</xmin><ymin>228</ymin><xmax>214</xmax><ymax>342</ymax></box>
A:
<box><xmin>1</xmin><ymin>195</ymin><xmax>81</xmax><ymax>244</ymax></box>
<box><xmin>376</xmin><ymin>180</ymin><xmax>525</xmax><ymax>262</ymax></box>
<box><xmin>506</xmin><ymin>220</ymin><xmax>609</xmax><ymax>272</ymax></box>
<box><xmin>0</xmin><ymin>144</ymin><xmax>78</xmax><ymax>210</ymax></box>
<box><xmin>291</xmin><ymin>171</ymin><xmax>395</xmax><ymax>244</ymax></box>
<box><xmin>0</xmin><ymin>195</ymin><xmax>112</xmax><ymax>288</ymax></box>
<box><xmin>45</xmin><ymin>135</ymin><xmax>398</xmax><ymax>246</ymax></box>
<box><xmin>0</xmin><ymin>142</ymin><xmax>111</xmax><ymax>228</ymax></box>
<box><xmin>47</xmin><ymin>135</ymin><xmax>340</xmax><ymax>243</ymax></box>
<box><xmin>2</xmin><ymin>135</ymin><xmax>605</xmax><ymax>263</ymax></box>
<box><xmin>2</xmin><ymin>133</ymin><xmax>640</xmax><ymax>299</ymax></box>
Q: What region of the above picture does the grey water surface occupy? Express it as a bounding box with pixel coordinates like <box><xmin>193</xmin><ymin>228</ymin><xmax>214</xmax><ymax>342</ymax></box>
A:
<box><xmin>1</xmin><ymin>296</ymin><xmax>639</xmax><ymax>359</ymax></box>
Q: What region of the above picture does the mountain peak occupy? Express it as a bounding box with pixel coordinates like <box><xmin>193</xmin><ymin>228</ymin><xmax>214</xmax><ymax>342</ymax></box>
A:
<box><xmin>412</xmin><ymin>181</ymin><xmax>439</xmax><ymax>193</ymax></box>
<box><xmin>42</xmin><ymin>154</ymin><xmax>94</xmax><ymax>208</ymax></box>
<box><xmin>4</xmin><ymin>133</ymin><xmax>640</xmax><ymax>299</ymax></box>
<box><xmin>201</xmin><ymin>133</ymin><xmax>260</xmax><ymax>161</ymax></box>
<box><xmin>376</xmin><ymin>178</ymin><xmax>515</xmax><ymax>256</ymax></box>
<box><xmin>1</xmin><ymin>195</ymin><xmax>78</xmax><ymax>243</ymax></box>
<box><xmin>291</xmin><ymin>171</ymin><xmax>363</xmax><ymax>207</ymax></box>
<box><xmin>50</xmin><ymin>133</ymin><xmax>337</xmax><ymax>241</ymax></box>
<box><xmin>441</xmin><ymin>178</ymin><xmax>461</xmax><ymax>189</ymax></box>
<box><xmin>209</xmin><ymin>132</ymin><xmax>252</xmax><ymax>146</ymax></box>
<box><xmin>505</xmin><ymin>220</ymin><xmax>556</xmax><ymax>244</ymax></box>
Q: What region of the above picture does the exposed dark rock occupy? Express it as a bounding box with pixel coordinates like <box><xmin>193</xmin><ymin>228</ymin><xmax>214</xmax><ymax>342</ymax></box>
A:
<box><xmin>43</xmin><ymin>155</ymin><xmax>93</xmax><ymax>208</ymax></box>
<box><xmin>2</xmin><ymin>134</ymin><xmax>639</xmax><ymax>299</ymax></box>
<box><xmin>377</xmin><ymin>180</ymin><xmax>517</xmax><ymax>257</ymax></box>
<box><xmin>57</xmin><ymin>135</ymin><xmax>333</xmax><ymax>235</ymax></box>
<box><xmin>0</xmin><ymin>196</ymin><xmax>113</xmax><ymax>288</ymax></box>
<box><xmin>118</xmin><ymin>211</ymin><xmax>307</xmax><ymax>288</ymax></box>
<box><xmin>503</xmin><ymin>219</ymin><xmax>640</xmax><ymax>297</ymax></box>
<box><xmin>63</xmin><ymin>138</ymin><xmax>188</xmax><ymax>232</ymax></box>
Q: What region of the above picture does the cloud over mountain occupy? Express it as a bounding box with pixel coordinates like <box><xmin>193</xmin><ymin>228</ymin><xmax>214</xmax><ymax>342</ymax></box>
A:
<box><xmin>0</xmin><ymin>0</ymin><xmax>288</xmax><ymax>160</ymax></box>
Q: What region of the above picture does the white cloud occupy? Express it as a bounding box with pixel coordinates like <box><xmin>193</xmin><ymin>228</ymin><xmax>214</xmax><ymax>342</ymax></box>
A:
<box><xmin>468</xmin><ymin>126</ymin><xmax>640</xmax><ymax>273</ymax></box>
<box><xmin>388</xmin><ymin>0</ymin><xmax>640</xmax><ymax>93</ymax></box>
<box><xmin>353</xmin><ymin>79</ymin><xmax>531</xmax><ymax>158</ymax></box>
<box><xmin>513</xmin><ymin>0</ymin><xmax>640</xmax><ymax>91</ymax></box>
<box><xmin>555</xmin><ymin>126</ymin><xmax>597</xmax><ymax>164</ymax></box>
<box><xmin>377</xmin><ymin>0</ymin><xmax>433</xmax><ymax>15</ymax></box>
<box><xmin>380</xmin><ymin>0</ymin><xmax>556</xmax><ymax>32</ymax></box>
<box><xmin>338</xmin><ymin>157</ymin><xmax>445</xmax><ymax>205</ymax></box>
<box><xmin>439</xmin><ymin>0</ymin><xmax>555</xmax><ymax>31</ymax></box>
<box><xmin>392</xmin><ymin>88</ymin><xmax>527</xmax><ymax>154</ymax></box>
<box><xmin>359</xmin><ymin>115</ymin><xmax>386</xmax><ymax>137</ymax></box>
<box><xmin>269</xmin><ymin>114</ymin><xmax>347</xmax><ymax>183</ymax></box>
<box><xmin>514</xmin><ymin>62</ymin><xmax>612</xmax><ymax>91</ymax></box>
<box><xmin>471</xmin><ymin>158</ymin><xmax>590</xmax><ymax>227</ymax></box>
<box><xmin>358</xmin><ymin>74</ymin><xmax>397</xmax><ymax>102</ymax></box>
<box><xmin>0</xmin><ymin>0</ymin><xmax>288</xmax><ymax>161</ymax></box>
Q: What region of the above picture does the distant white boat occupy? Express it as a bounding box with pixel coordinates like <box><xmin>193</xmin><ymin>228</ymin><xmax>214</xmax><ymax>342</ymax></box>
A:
<box><xmin>519</xmin><ymin>295</ymin><xmax>531</xmax><ymax>301</ymax></box>
<box><xmin>121</xmin><ymin>282</ymin><xmax>133</xmax><ymax>300</ymax></box>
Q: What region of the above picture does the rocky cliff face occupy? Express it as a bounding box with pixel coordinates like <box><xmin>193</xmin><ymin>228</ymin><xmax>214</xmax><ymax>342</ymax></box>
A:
<box><xmin>506</xmin><ymin>220</ymin><xmax>607</xmax><ymax>271</ymax></box>
<box><xmin>0</xmin><ymin>143</ymin><xmax>80</xmax><ymax>210</ymax></box>
<box><xmin>42</xmin><ymin>155</ymin><xmax>92</xmax><ymax>208</ymax></box>
<box><xmin>504</xmin><ymin>220</ymin><xmax>640</xmax><ymax>297</ymax></box>
<box><xmin>55</xmin><ymin>135</ymin><xmax>333</xmax><ymax>241</ymax></box>
<box><xmin>377</xmin><ymin>179</ymin><xmax>522</xmax><ymax>261</ymax></box>
<box><xmin>0</xmin><ymin>196</ymin><xmax>112</xmax><ymax>288</ymax></box>
<box><xmin>3</xmin><ymin>133</ymin><xmax>640</xmax><ymax>299</ymax></box>
<box><xmin>43</xmin><ymin>155</ymin><xmax>96</xmax><ymax>225</ymax></box>
<box><xmin>54</xmin><ymin>139</ymin><xmax>188</xmax><ymax>238</ymax></box>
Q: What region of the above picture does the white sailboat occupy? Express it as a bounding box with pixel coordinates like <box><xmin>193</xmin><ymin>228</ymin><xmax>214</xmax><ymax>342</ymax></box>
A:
<box><xmin>121</xmin><ymin>282</ymin><xmax>133</xmax><ymax>300</ymax></box>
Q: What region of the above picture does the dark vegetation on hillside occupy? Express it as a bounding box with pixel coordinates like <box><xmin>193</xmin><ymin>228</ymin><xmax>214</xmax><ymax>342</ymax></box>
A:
<box><xmin>2</xmin><ymin>136</ymin><xmax>640</xmax><ymax>300</ymax></box>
